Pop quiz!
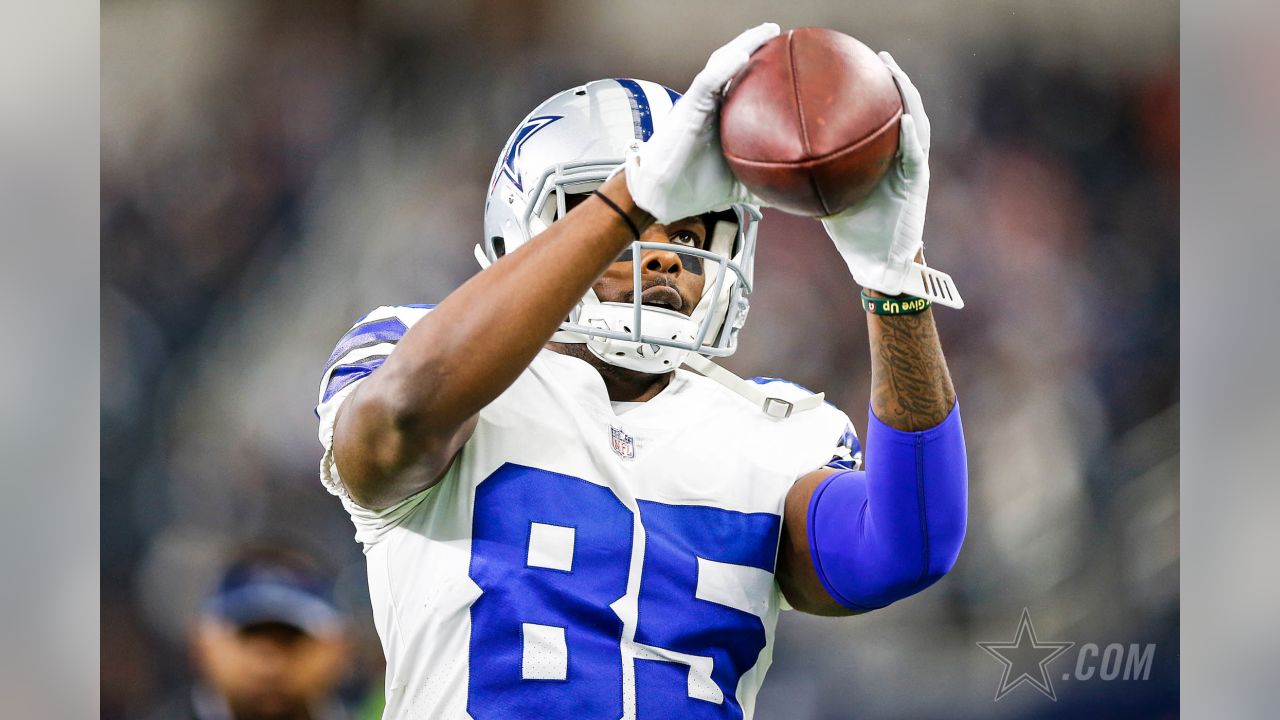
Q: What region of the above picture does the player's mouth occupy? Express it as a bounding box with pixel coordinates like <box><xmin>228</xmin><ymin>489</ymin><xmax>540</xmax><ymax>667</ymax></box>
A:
<box><xmin>640</xmin><ymin>285</ymin><xmax>683</xmax><ymax>312</ymax></box>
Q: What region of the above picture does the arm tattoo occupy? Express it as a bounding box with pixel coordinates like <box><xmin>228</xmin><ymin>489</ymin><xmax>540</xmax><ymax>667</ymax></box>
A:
<box><xmin>868</xmin><ymin>308</ymin><xmax>955</xmax><ymax>431</ymax></box>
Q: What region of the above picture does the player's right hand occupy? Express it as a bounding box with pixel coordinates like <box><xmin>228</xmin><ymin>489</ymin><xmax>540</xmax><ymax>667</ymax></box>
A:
<box><xmin>623</xmin><ymin>22</ymin><xmax>779</xmax><ymax>223</ymax></box>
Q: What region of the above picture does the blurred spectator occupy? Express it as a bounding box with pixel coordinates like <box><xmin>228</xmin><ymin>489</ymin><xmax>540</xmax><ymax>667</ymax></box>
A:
<box><xmin>144</xmin><ymin>545</ymin><xmax>355</xmax><ymax>720</ymax></box>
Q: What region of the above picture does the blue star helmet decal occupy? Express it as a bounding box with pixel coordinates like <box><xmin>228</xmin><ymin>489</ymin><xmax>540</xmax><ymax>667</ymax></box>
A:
<box><xmin>500</xmin><ymin>115</ymin><xmax>563</xmax><ymax>192</ymax></box>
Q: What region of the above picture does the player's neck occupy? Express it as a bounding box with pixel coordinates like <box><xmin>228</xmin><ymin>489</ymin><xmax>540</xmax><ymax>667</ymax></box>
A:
<box><xmin>547</xmin><ymin>342</ymin><xmax>672</xmax><ymax>402</ymax></box>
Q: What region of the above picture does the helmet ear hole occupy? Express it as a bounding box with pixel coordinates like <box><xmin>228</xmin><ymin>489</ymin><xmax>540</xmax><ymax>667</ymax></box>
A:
<box><xmin>562</xmin><ymin>191</ymin><xmax>592</xmax><ymax>217</ymax></box>
<box><xmin>491</xmin><ymin>237</ymin><xmax>506</xmax><ymax>258</ymax></box>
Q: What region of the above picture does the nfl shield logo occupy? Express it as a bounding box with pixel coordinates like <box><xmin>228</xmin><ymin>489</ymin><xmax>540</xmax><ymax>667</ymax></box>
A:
<box><xmin>610</xmin><ymin>426</ymin><xmax>635</xmax><ymax>460</ymax></box>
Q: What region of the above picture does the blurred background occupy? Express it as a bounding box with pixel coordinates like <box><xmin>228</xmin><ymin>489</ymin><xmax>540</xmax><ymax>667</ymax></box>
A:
<box><xmin>100</xmin><ymin>0</ymin><xmax>1178</xmax><ymax>717</ymax></box>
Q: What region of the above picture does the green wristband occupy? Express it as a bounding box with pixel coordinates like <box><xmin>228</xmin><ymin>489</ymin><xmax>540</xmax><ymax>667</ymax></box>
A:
<box><xmin>861</xmin><ymin>290</ymin><xmax>932</xmax><ymax>316</ymax></box>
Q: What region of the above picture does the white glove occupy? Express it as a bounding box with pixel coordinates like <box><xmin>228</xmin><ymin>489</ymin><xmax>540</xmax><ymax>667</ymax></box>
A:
<box><xmin>821</xmin><ymin>52</ymin><xmax>964</xmax><ymax>308</ymax></box>
<box><xmin>623</xmin><ymin>23</ymin><xmax>778</xmax><ymax>224</ymax></box>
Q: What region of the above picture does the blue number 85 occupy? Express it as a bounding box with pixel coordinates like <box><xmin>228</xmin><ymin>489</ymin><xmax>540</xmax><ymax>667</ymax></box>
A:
<box><xmin>467</xmin><ymin>463</ymin><xmax>781</xmax><ymax>719</ymax></box>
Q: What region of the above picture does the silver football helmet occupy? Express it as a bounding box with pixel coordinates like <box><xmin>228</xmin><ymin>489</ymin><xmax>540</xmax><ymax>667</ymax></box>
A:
<box><xmin>480</xmin><ymin>78</ymin><xmax>761</xmax><ymax>374</ymax></box>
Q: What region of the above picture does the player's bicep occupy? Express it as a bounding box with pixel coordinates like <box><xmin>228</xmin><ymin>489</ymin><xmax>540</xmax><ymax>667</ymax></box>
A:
<box><xmin>777</xmin><ymin>467</ymin><xmax>863</xmax><ymax>617</ymax></box>
<box><xmin>332</xmin><ymin>380</ymin><xmax>477</xmax><ymax>511</ymax></box>
<box><xmin>317</xmin><ymin>305</ymin><xmax>475</xmax><ymax>511</ymax></box>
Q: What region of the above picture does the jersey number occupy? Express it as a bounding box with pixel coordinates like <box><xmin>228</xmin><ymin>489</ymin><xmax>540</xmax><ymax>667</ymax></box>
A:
<box><xmin>468</xmin><ymin>463</ymin><xmax>780</xmax><ymax>719</ymax></box>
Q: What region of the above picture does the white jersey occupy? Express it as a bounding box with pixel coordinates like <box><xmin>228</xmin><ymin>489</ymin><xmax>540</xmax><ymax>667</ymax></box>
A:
<box><xmin>317</xmin><ymin>305</ymin><xmax>860</xmax><ymax>719</ymax></box>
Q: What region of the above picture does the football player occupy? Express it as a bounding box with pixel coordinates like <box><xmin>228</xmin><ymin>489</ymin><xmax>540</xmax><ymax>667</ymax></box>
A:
<box><xmin>317</xmin><ymin>23</ymin><xmax>967</xmax><ymax>719</ymax></box>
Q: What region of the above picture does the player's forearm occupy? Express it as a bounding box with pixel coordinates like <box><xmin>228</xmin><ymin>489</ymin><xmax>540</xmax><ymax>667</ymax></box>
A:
<box><xmin>866</xmin><ymin>290</ymin><xmax>955</xmax><ymax>431</ymax></box>
<box><xmin>360</xmin><ymin>174</ymin><xmax>652</xmax><ymax>438</ymax></box>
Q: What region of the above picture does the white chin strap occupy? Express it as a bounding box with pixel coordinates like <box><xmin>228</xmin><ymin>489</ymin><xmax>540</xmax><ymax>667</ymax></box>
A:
<box><xmin>681</xmin><ymin>354</ymin><xmax>825</xmax><ymax>419</ymax></box>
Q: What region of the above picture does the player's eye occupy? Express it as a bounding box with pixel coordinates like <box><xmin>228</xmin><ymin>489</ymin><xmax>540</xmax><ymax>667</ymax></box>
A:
<box><xmin>670</xmin><ymin>230</ymin><xmax>701</xmax><ymax>247</ymax></box>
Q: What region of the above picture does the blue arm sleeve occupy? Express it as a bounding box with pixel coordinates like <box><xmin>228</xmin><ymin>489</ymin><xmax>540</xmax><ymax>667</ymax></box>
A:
<box><xmin>806</xmin><ymin>401</ymin><xmax>968</xmax><ymax>612</ymax></box>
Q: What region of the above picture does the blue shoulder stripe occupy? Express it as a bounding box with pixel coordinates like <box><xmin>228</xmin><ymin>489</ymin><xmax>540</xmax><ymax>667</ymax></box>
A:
<box><xmin>323</xmin><ymin>317</ymin><xmax>409</xmax><ymax>372</ymax></box>
<box><xmin>838</xmin><ymin>424</ymin><xmax>862</xmax><ymax>456</ymax></box>
<box><xmin>319</xmin><ymin>305</ymin><xmax>436</xmax><ymax>406</ymax></box>
<box><xmin>322</xmin><ymin>355</ymin><xmax>389</xmax><ymax>404</ymax></box>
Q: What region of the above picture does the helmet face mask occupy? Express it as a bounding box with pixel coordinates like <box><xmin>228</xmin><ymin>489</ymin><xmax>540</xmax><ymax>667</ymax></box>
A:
<box><xmin>482</xmin><ymin>79</ymin><xmax>760</xmax><ymax>373</ymax></box>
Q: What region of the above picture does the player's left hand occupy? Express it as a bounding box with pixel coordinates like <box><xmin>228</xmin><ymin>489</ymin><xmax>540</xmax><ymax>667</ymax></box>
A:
<box><xmin>623</xmin><ymin>22</ymin><xmax>778</xmax><ymax>223</ymax></box>
<box><xmin>821</xmin><ymin>52</ymin><xmax>937</xmax><ymax>299</ymax></box>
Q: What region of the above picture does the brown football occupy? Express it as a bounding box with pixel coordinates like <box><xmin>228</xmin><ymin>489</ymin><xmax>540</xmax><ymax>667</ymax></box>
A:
<box><xmin>720</xmin><ymin>27</ymin><xmax>903</xmax><ymax>217</ymax></box>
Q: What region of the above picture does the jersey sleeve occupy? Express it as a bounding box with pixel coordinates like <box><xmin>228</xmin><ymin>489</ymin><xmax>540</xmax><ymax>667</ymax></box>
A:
<box><xmin>315</xmin><ymin>304</ymin><xmax>435</xmax><ymax>544</ymax></box>
<box><xmin>748</xmin><ymin>376</ymin><xmax>861</xmax><ymax>613</ymax></box>
<box><xmin>828</xmin><ymin>419</ymin><xmax>863</xmax><ymax>471</ymax></box>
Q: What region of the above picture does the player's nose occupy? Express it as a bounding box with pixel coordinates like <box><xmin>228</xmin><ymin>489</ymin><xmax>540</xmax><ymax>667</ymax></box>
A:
<box><xmin>640</xmin><ymin>247</ymin><xmax>683</xmax><ymax>276</ymax></box>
